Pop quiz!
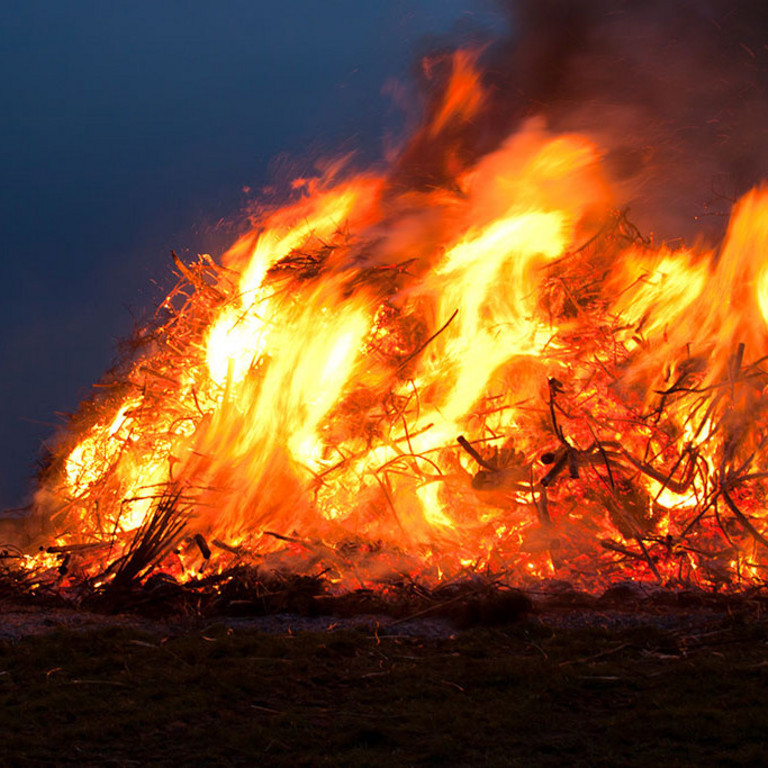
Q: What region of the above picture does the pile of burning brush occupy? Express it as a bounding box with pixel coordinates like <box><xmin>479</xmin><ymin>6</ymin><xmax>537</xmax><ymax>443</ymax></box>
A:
<box><xmin>6</xmin><ymin>9</ymin><xmax>768</xmax><ymax>605</ymax></box>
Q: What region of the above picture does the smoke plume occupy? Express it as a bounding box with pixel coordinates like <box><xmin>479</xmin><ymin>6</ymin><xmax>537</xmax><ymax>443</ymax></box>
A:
<box><xmin>399</xmin><ymin>0</ymin><xmax>768</xmax><ymax>243</ymax></box>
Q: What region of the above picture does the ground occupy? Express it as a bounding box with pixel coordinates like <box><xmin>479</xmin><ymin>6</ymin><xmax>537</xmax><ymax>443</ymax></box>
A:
<box><xmin>1</xmin><ymin>592</ymin><xmax>767</xmax><ymax>766</ymax></box>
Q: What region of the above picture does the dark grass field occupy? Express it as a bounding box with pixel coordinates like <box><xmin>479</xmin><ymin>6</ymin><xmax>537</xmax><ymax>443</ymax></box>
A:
<box><xmin>1</xmin><ymin>607</ymin><xmax>768</xmax><ymax>767</ymax></box>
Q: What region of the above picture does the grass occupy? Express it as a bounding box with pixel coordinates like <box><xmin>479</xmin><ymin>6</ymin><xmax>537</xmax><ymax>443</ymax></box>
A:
<box><xmin>1</xmin><ymin>614</ymin><xmax>767</xmax><ymax>766</ymax></box>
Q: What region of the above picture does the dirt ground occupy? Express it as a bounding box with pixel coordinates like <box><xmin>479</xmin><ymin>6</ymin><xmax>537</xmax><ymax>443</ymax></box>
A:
<box><xmin>1</xmin><ymin>586</ymin><xmax>766</xmax><ymax>767</ymax></box>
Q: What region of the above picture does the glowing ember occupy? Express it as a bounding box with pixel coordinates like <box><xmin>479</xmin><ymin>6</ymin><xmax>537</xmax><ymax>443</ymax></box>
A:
<box><xmin>24</xmin><ymin>49</ymin><xmax>768</xmax><ymax>594</ymax></box>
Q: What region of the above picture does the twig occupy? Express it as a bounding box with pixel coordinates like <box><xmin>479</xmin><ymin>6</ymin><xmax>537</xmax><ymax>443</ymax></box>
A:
<box><xmin>457</xmin><ymin>435</ymin><xmax>497</xmax><ymax>471</ymax></box>
<box><xmin>541</xmin><ymin>450</ymin><xmax>569</xmax><ymax>487</ymax></box>
<box><xmin>721</xmin><ymin>486</ymin><xmax>768</xmax><ymax>550</ymax></box>
<box><xmin>397</xmin><ymin>309</ymin><xmax>458</xmax><ymax>371</ymax></box>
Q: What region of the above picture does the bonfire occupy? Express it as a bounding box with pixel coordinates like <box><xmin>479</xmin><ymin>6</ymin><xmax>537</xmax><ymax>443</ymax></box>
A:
<box><xmin>10</xmin><ymin>43</ymin><xmax>768</xmax><ymax>602</ymax></box>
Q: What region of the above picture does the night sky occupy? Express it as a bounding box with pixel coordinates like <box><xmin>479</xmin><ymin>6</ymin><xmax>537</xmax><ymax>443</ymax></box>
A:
<box><xmin>0</xmin><ymin>1</ymin><xmax>505</xmax><ymax>512</ymax></box>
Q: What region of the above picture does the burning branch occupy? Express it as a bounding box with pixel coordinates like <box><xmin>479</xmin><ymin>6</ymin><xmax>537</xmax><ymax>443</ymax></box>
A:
<box><xmin>104</xmin><ymin>487</ymin><xmax>189</xmax><ymax>593</ymax></box>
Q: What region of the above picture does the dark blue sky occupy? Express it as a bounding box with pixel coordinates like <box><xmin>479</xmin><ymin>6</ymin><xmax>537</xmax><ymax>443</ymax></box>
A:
<box><xmin>0</xmin><ymin>1</ymin><xmax>505</xmax><ymax>510</ymax></box>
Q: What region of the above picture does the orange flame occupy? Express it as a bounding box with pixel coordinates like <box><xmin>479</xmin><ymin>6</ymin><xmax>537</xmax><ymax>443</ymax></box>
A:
<box><xmin>29</xmin><ymin>53</ymin><xmax>768</xmax><ymax>593</ymax></box>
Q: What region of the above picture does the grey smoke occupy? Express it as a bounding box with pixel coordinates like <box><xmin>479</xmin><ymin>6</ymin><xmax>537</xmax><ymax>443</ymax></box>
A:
<box><xmin>401</xmin><ymin>0</ymin><xmax>768</xmax><ymax>244</ymax></box>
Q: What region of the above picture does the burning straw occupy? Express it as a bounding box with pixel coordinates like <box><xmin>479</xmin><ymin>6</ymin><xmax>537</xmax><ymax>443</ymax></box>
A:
<box><xmin>15</xmin><ymin>47</ymin><xmax>768</xmax><ymax>599</ymax></box>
